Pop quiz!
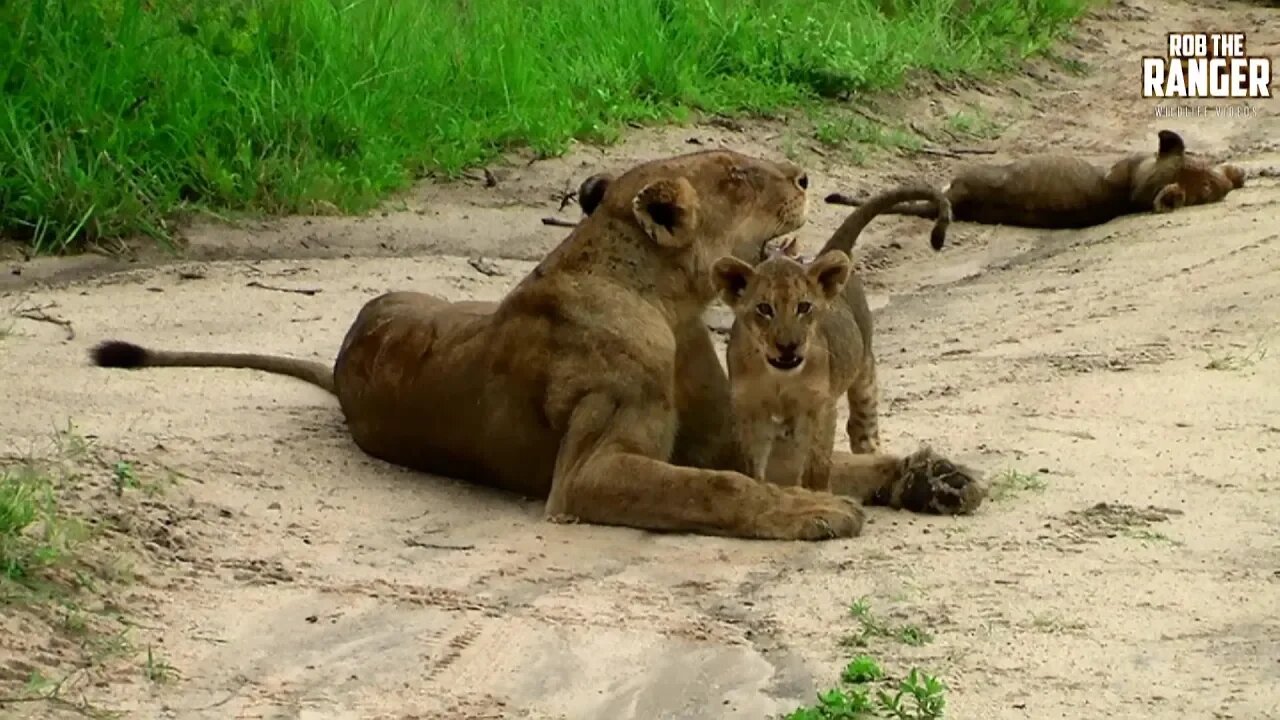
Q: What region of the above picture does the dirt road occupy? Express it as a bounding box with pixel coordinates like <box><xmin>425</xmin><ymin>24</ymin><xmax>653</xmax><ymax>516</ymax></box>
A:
<box><xmin>2</xmin><ymin>0</ymin><xmax>1278</xmax><ymax>718</ymax></box>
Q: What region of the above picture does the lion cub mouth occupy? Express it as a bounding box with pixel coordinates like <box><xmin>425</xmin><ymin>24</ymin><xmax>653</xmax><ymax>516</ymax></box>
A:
<box><xmin>767</xmin><ymin>355</ymin><xmax>805</xmax><ymax>371</ymax></box>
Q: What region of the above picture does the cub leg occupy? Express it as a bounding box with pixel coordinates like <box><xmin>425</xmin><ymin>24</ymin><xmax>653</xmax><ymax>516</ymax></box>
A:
<box><xmin>846</xmin><ymin>363</ymin><xmax>882</xmax><ymax>454</ymax></box>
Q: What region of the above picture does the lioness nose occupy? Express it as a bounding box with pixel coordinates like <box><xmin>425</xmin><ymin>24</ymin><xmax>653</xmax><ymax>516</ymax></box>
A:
<box><xmin>796</xmin><ymin>173</ymin><xmax>809</xmax><ymax>191</ymax></box>
<box><xmin>776</xmin><ymin>342</ymin><xmax>799</xmax><ymax>357</ymax></box>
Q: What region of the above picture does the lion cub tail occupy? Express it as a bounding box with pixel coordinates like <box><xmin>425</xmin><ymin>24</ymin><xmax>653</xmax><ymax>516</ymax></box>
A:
<box><xmin>90</xmin><ymin>340</ymin><xmax>335</xmax><ymax>395</ymax></box>
<box><xmin>820</xmin><ymin>184</ymin><xmax>952</xmax><ymax>256</ymax></box>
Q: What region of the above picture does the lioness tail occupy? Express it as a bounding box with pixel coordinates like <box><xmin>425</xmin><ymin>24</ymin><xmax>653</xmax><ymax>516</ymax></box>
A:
<box><xmin>820</xmin><ymin>185</ymin><xmax>952</xmax><ymax>255</ymax></box>
<box><xmin>91</xmin><ymin>340</ymin><xmax>335</xmax><ymax>395</ymax></box>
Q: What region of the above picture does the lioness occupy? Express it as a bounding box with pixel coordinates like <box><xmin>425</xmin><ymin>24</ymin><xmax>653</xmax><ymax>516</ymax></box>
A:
<box><xmin>92</xmin><ymin>149</ymin><xmax>986</xmax><ymax>540</ymax></box>
<box><xmin>713</xmin><ymin>246</ymin><xmax>855</xmax><ymax>492</ymax></box>
<box><xmin>712</xmin><ymin>184</ymin><xmax>955</xmax><ymax>500</ymax></box>
<box><xmin>824</xmin><ymin>129</ymin><xmax>1243</xmax><ymax>228</ymax></box>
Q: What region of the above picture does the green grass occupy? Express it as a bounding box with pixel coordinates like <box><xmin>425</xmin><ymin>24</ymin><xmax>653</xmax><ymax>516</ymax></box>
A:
<box><xmin>1</xmin><ymin>0</ymin><xmax>1090</xmax><ymax>252</ymax></box>
<box><xmin>843</xmin><ymin>597</ymin><xmax>934</xmax><ymax>648</ymax></box>
<box><xmin>988</xmin><ymin>468</ymin><xmax>1048</xmax><ymax>501</ymax></box>
<box><xmin>0</xmin><ymin>425</ymin><xmax>184</xmax><ymax>717</ymax></box>
<box><xmin>945</xmin><ymin>107</ymin><xmax>1004</xmax><ymax>139</ymax></box>
<box><xmin>0</xmin><ymin>461</ymin><xmax>87</xmax><ymax>585</ymax></box>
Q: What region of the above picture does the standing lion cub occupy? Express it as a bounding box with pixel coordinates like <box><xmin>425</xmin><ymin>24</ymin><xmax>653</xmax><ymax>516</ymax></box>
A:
<box><xmin>714</xmin><ymin>183</ymin><xmax>955</xmax><ymax>495</ymax></box>
<box><xmin>712</xmin><ymin>243</ymin><xmax>856</xmax><ymax>492</ymax></box>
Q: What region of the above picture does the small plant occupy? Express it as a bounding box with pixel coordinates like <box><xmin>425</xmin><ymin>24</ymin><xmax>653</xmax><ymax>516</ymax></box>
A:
<box><xmin>143</xmin><ymin>645</ymin><xmax>178</xmax><ymax>684</ymax></box>
<box><xmin>784</xmin><ymin>687</ymin><xmax>877</xmax><ymax>720</ymax></box>
<box><xmin>989</xmin><ymin>469</ymin><xmax>1048</xmax><ymax>501</ymax></box>
<box><xmin>843</xmin><ymin>598</ymin><xmax>934</xmax><ymax>648</ymax></box>
<box><xmin>1124</xmin><ymin>528</ymin><xmax>1182</xmax><ymax>546</ymax></box>
<box><xmin>945</xmin><ymin>108</ymin><xmax>1003</xmax><ymax>139</ymax></box>
<box><xmin>112</xmin><ymin>461</ymin><xmax>139</xmax><ymax>496</ymax></box>
<box><xmin>842</xmin><ymin>656</ymin><xmax>885</xmax><ymax>684</ymax></box>
<box><xmin>877</xmin><ymin>670</ymin><xmax>948</xmax><ymax>719</ymax></box>
<box><xmin>783</xmin><ymin>664</ymin><xmax>947</xmax><ymax>719</ymax></box>
<box><xmin>1204</xmin><ymin>337</ymin><xmax>1269</xmax><ymax>371</ymax></box>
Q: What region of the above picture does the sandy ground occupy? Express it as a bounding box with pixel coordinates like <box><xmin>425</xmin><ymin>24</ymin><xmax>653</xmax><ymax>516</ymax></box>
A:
<box><xmin>2</xmin><ymin>0</ymin><xmax>1279</xmax><ymax>718</ymax></box>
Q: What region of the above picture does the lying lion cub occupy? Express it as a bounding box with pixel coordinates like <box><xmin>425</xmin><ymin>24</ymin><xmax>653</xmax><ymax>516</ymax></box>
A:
<box><xmin>713</xmin><ymin>243</ymin><xmax>854</xmax><ymax>491</ymax></box>
<box><xmin>825</xmin><ymin>129</ymin><xmax>1245</xmax><ymax>228</ymax></box>
<box><xmin>712</xmin><ymin>183</ymin><xmax>955</xmax><ymax>500</ymax></box>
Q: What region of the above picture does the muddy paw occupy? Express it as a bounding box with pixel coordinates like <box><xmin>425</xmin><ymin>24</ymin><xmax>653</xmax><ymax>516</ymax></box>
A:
<box><xmin>755</xmin><ymin>489</ymin><xmax>865</xmax><ymax>541</ymax></box>
<box><xmin>876</xmin><ymin>446</ymin><xmax>986</xmax><ymax>515</ymax></box>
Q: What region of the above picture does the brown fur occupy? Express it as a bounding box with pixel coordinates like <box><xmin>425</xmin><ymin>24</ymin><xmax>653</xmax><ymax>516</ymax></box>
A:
<box><xmin>91</xmin><ymin>150</ymin><xmax>986</xmax><ymax>541</ymax></box>
<box><xmin>825</xmin><ymin>130</ymin><xmax>1242</xmax><ymax>228</ymax></box>
<box><xmin>1152</xmin><ymin>156</ymin><xmax>1247</xmax><ymax>212</ymax></box>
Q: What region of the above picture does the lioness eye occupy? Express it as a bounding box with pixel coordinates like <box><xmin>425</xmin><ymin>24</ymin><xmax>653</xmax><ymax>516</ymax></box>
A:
<box><xmin>756</xmin><ymin>303</ymin><xmax>774</xmax><ymax>318</ymax></box>
<box><xmin>796</xmin><ymin>302</ymin><xmax>812</xmax><ymax>315</ymax></box>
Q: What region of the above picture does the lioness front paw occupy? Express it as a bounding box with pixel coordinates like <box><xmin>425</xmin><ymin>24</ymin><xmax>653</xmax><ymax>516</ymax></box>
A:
<box><xmin>878</xmin><ymin>446</ymin><xmax>986</xmax><ymax>515</ymax></box>
<box><xmin>754</xmin><ymin>488</ymin><xmax>865</xmax><ymax>541</ymax></box>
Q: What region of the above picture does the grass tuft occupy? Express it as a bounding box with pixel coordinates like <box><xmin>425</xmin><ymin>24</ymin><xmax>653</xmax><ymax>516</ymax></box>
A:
<box><xmin>1</xmin><ymin>0</ymin><xmax>1089</xmax><ymax>252</ymax></box>
<box><xmin>0</xmin><ymin>423</ymin><xmax>185</xmax><ymax>716</ymax></box>
<box><xmin>783</xmin><ymin>599</ymin><xmax>947</xmax><ymax>720</ymax></box>
<box><xmin>989</xmin><ymin>468</ymin><xmax>1048</xmax><ymax>501</ymax></box>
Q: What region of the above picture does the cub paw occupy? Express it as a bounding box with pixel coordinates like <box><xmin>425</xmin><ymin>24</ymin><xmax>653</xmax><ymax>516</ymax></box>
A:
<box><xmin>755</xmin><ymin>488</ymin><xmax>865</xmax><ymax>541</ymax></box>
<box><xmin>847</xmin><ymin>435</ymin><xmax>880</xmax><ymax>455</ymax></box>
<box><xmin>877</xmin><ymin>446</ymin><xmax>986</xmax><ymax>515</ymax></box>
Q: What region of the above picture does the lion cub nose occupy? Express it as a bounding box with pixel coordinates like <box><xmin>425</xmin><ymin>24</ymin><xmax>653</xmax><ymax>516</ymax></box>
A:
<box><xmin>775</xmin><ymin>341</ymin><xmax>800</xmax><ymax>358</ymax></box>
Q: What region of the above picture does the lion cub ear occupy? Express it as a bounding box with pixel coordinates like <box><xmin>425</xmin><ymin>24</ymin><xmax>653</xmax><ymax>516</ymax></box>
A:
<box><xmin>711</xmin><ymin>256</ymin><xmax>755</xmax><ymax>308</ymax></box>
<box><xmin>1152</xmin><ymin>183</ymin><xmax>1186</xmax><ymax>213</ymax></box>
<box><xmin>578</xmin><ymin>173</ymin><xmax>614</xmax><ymax>216</ymax></box>
<box><xmin>633</xmin><ymin>177</ymin><xmax>700</xmax><ymax>248</ymax></box>
<box><xmin>1155</xmin><ymin>129</ymin><xmax>1186</xmax><ymax>158</ymax></box>
<box><xmin>807</xmin><ymin>250</ymin><xmax>853</xmax><ymax>300</ymax></box>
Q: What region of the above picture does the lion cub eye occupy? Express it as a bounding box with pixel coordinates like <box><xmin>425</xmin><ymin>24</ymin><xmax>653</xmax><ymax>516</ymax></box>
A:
<box><xmin>796</xmin><ymin>301</ymin><xmax>812</xmax><ymax>315</ymax></box>
<box><xmin>756</xmin><ymin>303</ymin><xmax>774</xmax><ymax>318</ymax></box>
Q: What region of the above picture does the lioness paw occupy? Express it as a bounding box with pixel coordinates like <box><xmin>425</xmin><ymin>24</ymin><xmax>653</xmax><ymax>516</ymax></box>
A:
<box><xmin>756</xmin><ymin>489</ymin><xmax>864</xmax><ymax>540</ymax></box>
<box><xmin>889</xmin><ymin>446</ymin><xmax>986</xmax><ymax>515</ymax></box>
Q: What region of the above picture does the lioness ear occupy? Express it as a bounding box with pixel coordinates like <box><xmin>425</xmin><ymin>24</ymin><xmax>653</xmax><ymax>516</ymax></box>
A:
<box><xmin>1153</xmin><ymin>183</ymin><xmax>1186</xmax><ymax>213</ymax></box>
<box><xmin>633</xmin><ymin>177</ymin><xmax>699</xmax><ymax>248</ymax></box>
<box><xmin>578</xmin><ymin>173</ymin><xmax>613</xmax><ymax>216</ymax></box>
<box><xmin>807</xmin><ymin>250</ymin><xmax>852</xmax><ymax>300</ymax></box>
<box><xmin>1217</xmin><ymin>163</ymin><xmax>1246</xmax><ymax>189</ymax></box>
<box><xmin>1156</xmin><ymin>129</ymin><xmax>1185</xmax><ymax>157</ymax></box>
<box><xmin>711</xmin><ymin>256</ymin><xmax>755</xmax><ymax>308</ymax></box>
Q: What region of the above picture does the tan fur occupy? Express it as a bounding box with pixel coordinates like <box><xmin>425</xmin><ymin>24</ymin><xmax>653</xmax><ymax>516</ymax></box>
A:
<box><xmin>708</xmin><ymin>183</ymin><xmax>986</xmax><ymax>516</ymax></box>
<box><xmin>91</xmin><ymin>150</ymin><xmax>988</xmax><ymax>541</ymax></box>
<box><xmin>714</xmin><ymin>250</ymin><xmax>854</xmax><ymax>493</ymax></box>
<box><xmin>825</xmin><ymin>130</ymin><xmax>1241</xmax><ymax>228</ymax></box>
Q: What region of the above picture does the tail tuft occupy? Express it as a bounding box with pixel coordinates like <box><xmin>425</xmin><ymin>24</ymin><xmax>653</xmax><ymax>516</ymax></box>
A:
<box><xmin>91</xmin><ymin>340</ymin><xmax>148</xmax><ymax>368</ymax></box>
<box><xmin>930</xmin><ymin>199</ymin><xmax>953</xmax><ymax>251</ymax></box>
<box><xmin>930</xmin><ymin>226</ymin><xmax>947</xmax><ymax>251</ymax></box>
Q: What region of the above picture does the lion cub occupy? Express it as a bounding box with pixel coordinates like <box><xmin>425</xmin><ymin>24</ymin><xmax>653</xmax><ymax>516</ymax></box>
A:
<box><xmin>712</xmin><ymin>242</ymin><xmax>855</xmax><ymax>492</ymax></box>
